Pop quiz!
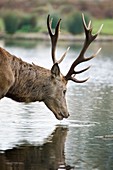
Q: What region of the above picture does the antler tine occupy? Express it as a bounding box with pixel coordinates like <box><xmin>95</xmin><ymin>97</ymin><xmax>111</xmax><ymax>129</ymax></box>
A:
<box><xmin>97</xmin><ymin>24</ymin><xmax>103</xmax><ymax>35</ymax></box>
<box><xmin>58</xmin><ymin>47</ymin><xmax>70</xmax><ymax>64</ymax></box>
<box><xmin>65</xmin><ymin>14</ymin><xmax>102</xmax><ymax>83</ymax></box>
<box><xmin>69</xmin><ymin>74</ymin><xmax>89</xmax><ymax>83</ymax></box>
<box><xmin>47</xmin><ymin>15</ymin><xmax>69</xmax><ymax>64</ymax></box>
<box><xmin>47</xmin><ymin>14</ymin><xmax>60</xmax><ymax>63</ymax></box>
<box><xmin>82</xmin><ymin>13</ymin><xmax>103</xmax><ymax>42</ymax></box>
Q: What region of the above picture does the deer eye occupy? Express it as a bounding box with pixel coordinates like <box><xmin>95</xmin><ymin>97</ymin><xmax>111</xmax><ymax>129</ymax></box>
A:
<box><xmin>63</xmin><ymin>90</ymin><xmax>66</xmax><ymax>95</ymax></box>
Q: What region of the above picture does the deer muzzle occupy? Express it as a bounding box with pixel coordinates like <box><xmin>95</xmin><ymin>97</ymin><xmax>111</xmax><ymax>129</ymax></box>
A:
<box><xmin>56</xmin><ymin>111</ymin><xmax>69</xmax><ymax>120</ymax></box>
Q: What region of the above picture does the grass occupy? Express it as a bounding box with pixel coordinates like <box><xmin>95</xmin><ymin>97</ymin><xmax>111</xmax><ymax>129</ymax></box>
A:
<box><xmin>0</xmin><ymin>18</ymin><xmax>4</xmax><ymax>32</ymax></box>
<box><xmin>0</xmin><ymin>10</ymin><xmax>113</xmax><ymax>36</ymax></box>
<box><xmin>92</xmin><ymin>19</ymin><xmax>113</xmax><ymax>35</ymax></box>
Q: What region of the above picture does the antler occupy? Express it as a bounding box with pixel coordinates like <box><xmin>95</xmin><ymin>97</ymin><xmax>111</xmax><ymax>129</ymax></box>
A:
<box><xmin>47</xmin><ymin>15</ymin><xmax>69</xmax><ymax>64</ymax></box>
<box><xmin>65</xmin><ymin>14</ymin><xmax>103</xmax><ymax>83</ymax></box>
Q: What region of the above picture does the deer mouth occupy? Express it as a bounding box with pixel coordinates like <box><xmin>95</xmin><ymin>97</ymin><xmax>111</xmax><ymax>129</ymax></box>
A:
<box><xmin>56</xmin><ymin>112</ymin><xmax>69</xmax><ymax>120</ymax></box>
<box><xmin>55</xmin><ymin>113</ymin><xmax>64</xmax><ymax>120</ymax></box>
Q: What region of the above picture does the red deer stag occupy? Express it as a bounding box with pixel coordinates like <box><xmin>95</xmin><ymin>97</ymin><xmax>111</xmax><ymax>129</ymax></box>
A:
<box><xmin>0</xmin><ymin>14</ymin><xmax>102</xmax><ymax>120</ymax></box>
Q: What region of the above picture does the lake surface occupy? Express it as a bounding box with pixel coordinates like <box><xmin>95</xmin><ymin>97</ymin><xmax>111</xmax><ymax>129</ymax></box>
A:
<box><xmin>0</xmin><ymin>40</ymin><xmax>113</xmax><ymax>170</ymax></box>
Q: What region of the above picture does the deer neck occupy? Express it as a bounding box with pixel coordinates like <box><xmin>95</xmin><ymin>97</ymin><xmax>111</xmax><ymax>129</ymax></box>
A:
<box><xmin>6</xmin><ymin>55</ymin><xmax>51</xmax><ymax>103</ymax></box>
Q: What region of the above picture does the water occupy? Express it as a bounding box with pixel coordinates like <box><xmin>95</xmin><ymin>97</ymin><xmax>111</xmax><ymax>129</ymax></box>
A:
<box><xmin>0</xmin><ymin>40</ymin><xmax>113</xmax><ymax>169</ymax></box>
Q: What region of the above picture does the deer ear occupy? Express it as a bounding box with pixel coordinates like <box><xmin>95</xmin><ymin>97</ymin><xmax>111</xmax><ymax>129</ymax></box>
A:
<box><xmin>51</xmin><ymin>63</ymin><xmax>60</xmax><ymax>78</ymax></box>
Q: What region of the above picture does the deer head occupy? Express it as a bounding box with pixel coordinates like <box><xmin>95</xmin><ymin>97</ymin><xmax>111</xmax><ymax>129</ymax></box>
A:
<box><xmin>46</xmin><ymin>14</ymin><xmax>103</xmax><ymax>120</ymax></box>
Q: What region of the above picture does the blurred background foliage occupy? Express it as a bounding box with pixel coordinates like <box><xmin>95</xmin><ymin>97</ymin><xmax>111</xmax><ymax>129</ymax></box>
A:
<box><xmin>0</xmin><ymin>0</ymin><xmax>112</xmax><ymax>35</ymax></box>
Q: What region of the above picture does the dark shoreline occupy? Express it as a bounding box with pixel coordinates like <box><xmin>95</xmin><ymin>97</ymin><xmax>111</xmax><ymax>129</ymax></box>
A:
<box><xmin>1</xmin><ymin>32</ymin><xmax>113</xmax><ymax>42</ymax></box>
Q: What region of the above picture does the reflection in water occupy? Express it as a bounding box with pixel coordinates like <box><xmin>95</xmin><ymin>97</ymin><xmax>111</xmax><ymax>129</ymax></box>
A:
<box><xmin>0</xmin><ymin>41</ymin><xmax>113</xmax><ymax>169</ymax></box>
<box><xmin>0</xmin><ymin>126</ymin><xmax>73</xmax><ymax>170</ymax></box>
